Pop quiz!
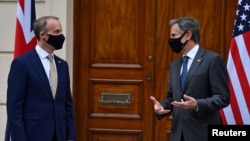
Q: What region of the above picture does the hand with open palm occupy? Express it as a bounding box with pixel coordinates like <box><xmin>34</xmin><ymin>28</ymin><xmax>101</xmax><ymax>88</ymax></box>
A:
<box><xmin>150</xmin><ymin>96</ymin><xmax>171</xmax><ymax>115</ymax></box>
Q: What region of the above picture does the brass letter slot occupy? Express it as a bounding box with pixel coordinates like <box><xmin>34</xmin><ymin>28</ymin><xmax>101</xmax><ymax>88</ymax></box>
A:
<box><xmin>99</xmin><ymin>93</ymin><xmax>131</xmax><ymax>105</ymax></box>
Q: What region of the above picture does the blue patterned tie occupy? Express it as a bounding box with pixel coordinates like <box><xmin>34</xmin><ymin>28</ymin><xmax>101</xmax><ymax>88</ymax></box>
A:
<box><xmin>180</xmin><ymin>56</ymin><xmax>188</xmax><ymax>90</ymax></box>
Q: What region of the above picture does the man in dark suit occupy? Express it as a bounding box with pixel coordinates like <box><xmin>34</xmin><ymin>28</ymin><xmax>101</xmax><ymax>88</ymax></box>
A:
<box><xmin>6</xmin><ymin>16</ymin><xmax>76</xmax><ymax>141</ymax></box>
<box><xmin>150</xmin><ymin>17</ymin><xmax>230</xmax><ymax>141</ymax></box>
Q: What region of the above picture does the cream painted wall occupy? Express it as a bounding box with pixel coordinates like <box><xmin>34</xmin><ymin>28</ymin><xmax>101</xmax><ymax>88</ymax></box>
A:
<box><xmin>0</xmin><ymin>0</ymin><xmax>73</xmax><ymax>140</ymax></box>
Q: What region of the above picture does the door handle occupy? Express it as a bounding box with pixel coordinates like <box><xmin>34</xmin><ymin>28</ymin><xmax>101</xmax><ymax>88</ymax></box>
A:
<box><xmin>146</xmin><ymin>74</ymin><xmax>152</xmax><ymax>81</ymax></box>
<box><xmin>147</xmin><ymin>55</ymin><xmax>153</xmax><ymax>61</ymax></box>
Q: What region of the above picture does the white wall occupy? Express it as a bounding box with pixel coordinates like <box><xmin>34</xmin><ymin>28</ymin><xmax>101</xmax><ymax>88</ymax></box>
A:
<box><xmin>0</xmin><ymin>0</ymin><xmax>73</xmax><ymax>140</ymax></box>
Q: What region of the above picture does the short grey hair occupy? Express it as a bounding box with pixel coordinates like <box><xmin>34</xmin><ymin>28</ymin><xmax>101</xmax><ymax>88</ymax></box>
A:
<box><xmin>169</xmin><ymin>17</ymin><xmax>200</xmax><ymax>43</ymax></box>
<box><xmin>33</xmin><ymin>16</ymin><xmax>59</xmax><ymax>40</ymax></box>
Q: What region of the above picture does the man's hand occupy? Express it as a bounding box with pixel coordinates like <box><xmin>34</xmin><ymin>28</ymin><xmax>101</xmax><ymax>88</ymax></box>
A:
<box><xmin>171</xmin><ymin>94</ymin><xmax>198</xmax><ymax>109</ymax></box>
<box><xmin>150</xmin><ymin>96</ymin><xmax>171</xmax><ymax>115</ymax></box>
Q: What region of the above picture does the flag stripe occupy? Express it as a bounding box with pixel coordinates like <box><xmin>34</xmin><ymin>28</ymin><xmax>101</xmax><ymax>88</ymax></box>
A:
<box><xmin>19</xmin><ymin>0</ymin><xmax>24</xmax><ymax>11</ymax></box>
<box><xmin>227</xmin><ymin>38</ymin><xmax>250</xmax><ymax>124</ymax></box>
<box><xmin>243</xmin><ymin>30</ymin><xmax>250</xmax><ymax>56</ymax></box>
<box><xmin>242</xmin><ymin>32</ymin><xmax>250</xmax><ymax>76</ymax></box>
<box><xmin>227</xmin><ymin>51</ymin><xmax>243</xmax><ymax>124</ymax></box>
<box><xmin>233</xmin><ymin>35</ymin><xmax>250</xmax><ymax>112</ymax></box>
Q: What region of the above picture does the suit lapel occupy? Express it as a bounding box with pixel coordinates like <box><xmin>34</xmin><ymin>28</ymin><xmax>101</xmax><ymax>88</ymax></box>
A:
<box><xmin>29</xmin><ymin>49</ymin><xmax>53</xmax><ymax>97</ymax></box>
<box><xmin>54</xmin><ymin>55</ymin><xmax>64</xmax><ymax>98</ymax></box>
<box><xmin>183</xmin><ymin>48</ymin><xmax>205</xmax><ymax>91</ymax></box>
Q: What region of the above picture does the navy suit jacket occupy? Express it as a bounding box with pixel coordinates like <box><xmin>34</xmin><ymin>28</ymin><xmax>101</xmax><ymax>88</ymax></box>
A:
<box><xmin>158</xmin><ymin>47</ymin><xmax>230</xmax><ymax>141</ymax></box>
<box><xmin>6</xmin><ymin>49</ymin><xmax>76</xmax><ymax>141</ymax></box>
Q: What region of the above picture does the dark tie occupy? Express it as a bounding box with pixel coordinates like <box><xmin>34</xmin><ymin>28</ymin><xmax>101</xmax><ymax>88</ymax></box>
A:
<box><xmin>47</xmin><ymin>55</ymin><xmax>58</xmax><ymax>98</ymax></box>
<box><xmin>180</xmin><ymin>56</ymin><xmax>188</xmax><ymax>90</ymax></box>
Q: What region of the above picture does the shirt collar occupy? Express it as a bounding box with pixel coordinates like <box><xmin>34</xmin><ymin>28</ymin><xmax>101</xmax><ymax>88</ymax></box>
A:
<box><xmin>183</xmin><ymin>44</ymin><xmax>199</xmax><ymax>60</ymax></box>
<box><xmin>35</xmin><ymin>45</ymin><xmax>53</xmax><ymax>59</ymax></box>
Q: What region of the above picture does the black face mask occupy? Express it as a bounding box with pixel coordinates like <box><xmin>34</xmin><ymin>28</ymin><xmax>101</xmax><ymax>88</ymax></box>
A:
<box><xmin>168</xmin><ymin>32</ymin><xmax>188</xmax><ymax>53</ymax></box>
<box><xmin>46</xmin><ymin>34</ymin><xmax>65</xmax><ymax>50</ymax></box>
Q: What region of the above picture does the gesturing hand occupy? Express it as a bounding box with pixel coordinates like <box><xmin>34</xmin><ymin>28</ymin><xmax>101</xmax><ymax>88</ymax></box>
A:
<box><xmin>171</xmin><ymin>94</ymin><xmax>198</xmax><ymax>110</ymax></box>
<box><xmin>150</xmin><ymin>96</ymin><xmax>171</xmax><ymax>115</ymax></box>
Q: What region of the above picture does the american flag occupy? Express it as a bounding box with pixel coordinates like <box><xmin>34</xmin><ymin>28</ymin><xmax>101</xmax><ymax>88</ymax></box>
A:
<box><xmin>13</xmin><ymin>0</ymin><xmax>36</xmax><ymax>58</ymax></box>
<box><xmin>220</xmin><ymin>0</ymin><xmax>250</xmax><ymax>125</ymax></box>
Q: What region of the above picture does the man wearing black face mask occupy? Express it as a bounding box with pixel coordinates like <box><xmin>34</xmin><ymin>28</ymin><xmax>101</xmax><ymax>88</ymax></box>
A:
<box><xmin>150</xmin><ymin>17</ymin><xmax>230</xmax><ymax>141</ymax></box>
<box><xmin>6</xmin><ymin>16</ymin><xmax>76</xmax><ymax>141</ymax></box>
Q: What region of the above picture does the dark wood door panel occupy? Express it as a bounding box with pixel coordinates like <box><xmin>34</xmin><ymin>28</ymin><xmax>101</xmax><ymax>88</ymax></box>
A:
<box><xmin>90</xmin><ymin>0</ymin><xmax>143</xmax><ymax>65</ymax></box>
<box><xmin>74</xmin><ymin>0</ymin><xmax>155</xmax><ymax>140</ymax></box>
<box><xmin>89</xmin><ymin>118</ymin><xmax>142</xmax><ymax>129</ymax></box>
<box><xmin>89</xmin><ymin>129</ymin><xmax>142</xmax><ymax>141</ymax></box>
<box><xmin>89</xmin><ymin>79</ymin><xmax>143</xmax><ymax>119</ymax></box>
<box><xmin>74</xmin><ymin>0</ymin><xmax>237</xmax><ymax>140</ymax></box>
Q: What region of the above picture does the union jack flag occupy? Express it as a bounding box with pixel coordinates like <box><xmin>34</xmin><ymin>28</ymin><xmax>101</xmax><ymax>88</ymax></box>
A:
<box><xmin>14</xmin><ymin>0</ymin><xmax>36</xmax><ymax>58</ymax></box>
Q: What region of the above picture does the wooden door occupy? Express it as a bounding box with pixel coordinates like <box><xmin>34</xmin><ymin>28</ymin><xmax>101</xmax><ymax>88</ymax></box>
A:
<box><xmin>73</xmin><ymin>0</ymin><xmax>155</xmax><ymax>140</ymax></box>
<box><xmin>73</xmin><ymin>0</ymin><xmax>237</xmax><ymax>141</ymax></box>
